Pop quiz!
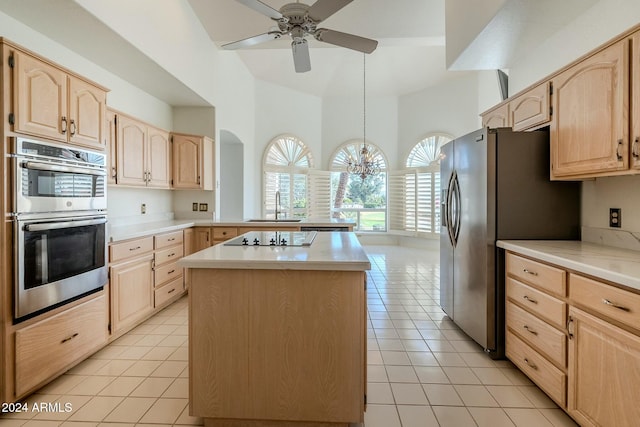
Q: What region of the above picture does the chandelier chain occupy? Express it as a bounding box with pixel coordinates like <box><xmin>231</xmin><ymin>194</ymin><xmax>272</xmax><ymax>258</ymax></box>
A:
<box><xmin>346</xmin><ymin>53</ymin><xmax>381</xmax><ymax>180</ymax></box>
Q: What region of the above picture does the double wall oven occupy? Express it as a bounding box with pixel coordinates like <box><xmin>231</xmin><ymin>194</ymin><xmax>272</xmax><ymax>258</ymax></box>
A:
<box><xmin>12</xmin><ymin>137</ymin><xmax>108</xmax><ymax>321</ymax></box>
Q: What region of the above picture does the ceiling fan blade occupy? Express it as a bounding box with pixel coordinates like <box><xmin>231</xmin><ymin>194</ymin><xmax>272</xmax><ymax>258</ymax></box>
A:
<box><xmin>314</xmin><ymin>29</ymin><xmax>378</xmax><ymax>53</ymax></box>
<box><xmin>222</xmin><ymin>32</ymin><xmax>282</xmax><ymax>50</ymax></box>
<box><xmin>292</xmin><ymin>39</ymin><xmax>311</xmax><ymax>73</ymax></box>
<box><xmin>235</xmin><ymin>0</ymin><xmax>284</xmax><ymax>20</ymax></box>
<box><xmin>308</xmin><ymin>0</ymin><xmax>353</xmax><ymax>22</ymax></box>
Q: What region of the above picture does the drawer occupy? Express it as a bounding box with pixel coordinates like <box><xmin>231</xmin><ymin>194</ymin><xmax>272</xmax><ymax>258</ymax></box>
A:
<box><xmin>507</xmin><ymin>277</ymin><xmax>567</xmax><ymax>328</ymax></box>
<box><xmin>155</xmin><ymin>230</ymin><xmax>183</xmax><ymax>249</ymax></box>
<box><xmin>154</xmin><ymin>261</ymin><xmax>182</xmax><ymax>287</ymax></box>
<box><xmin>212</xmin><ymin>227</ymin><xmax>237</xmax><ymax>241</ymax></box>
<box><xmin>110</xmin><ymin>236</ymin><xmax>154</xmax><ymax>263</ymax></box>
<box><xmin>155</xmin><ymin>245</ymin><xmax>184</xmax><ymax>266</ymax></box>
<box><xmin>507</xmin><ymin>301</ymin><xmax>566</xmax><ymax>367</ymax></box>
<box><xmin>570</xmin><ymin>273</ymin><xmax>640</xmax><ymax>331</ymax></box>
<box><xmin>506</xmin><ymin>330</ymin><xmax>567</xmax><ymax>407</ymax></box>
<box><xmin>15</xmin><ymin>295</ymin><xmax>107</xmax><ymax>397</ymax></box>
<box><xmin>506</xmin><ymin>252</ymin><xmax>566</xmax><ymax>296</ymax></box>
<box><xmin>155</xmin><ymin>277</ymin><xmax>183</xmax><ymax>307</ymax></box>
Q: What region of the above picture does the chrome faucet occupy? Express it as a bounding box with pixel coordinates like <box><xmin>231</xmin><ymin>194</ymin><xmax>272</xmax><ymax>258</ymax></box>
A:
<box><xmin>275</xmin><ymin>190</ymin><xmax>281</xmax><ymax>220</ymax></box>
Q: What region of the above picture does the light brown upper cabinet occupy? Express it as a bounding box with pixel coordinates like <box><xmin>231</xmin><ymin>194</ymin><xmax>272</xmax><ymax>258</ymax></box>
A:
<box><xmin>12</xmin><ymin>49</ymin><xmax>107</xmax><ymax>150</ymax></box>
<box><xmin>631</xmin><ymin>31</ymin><xmax>640</xmax><ymax>171</ymax></box>
<box><xmin>510</xmin><ymin>81</ymin><xmax>551</xmax><ymax>131</ymax></box>
<box><xmin>171</xmin><ymin>132</ymin><xmax>214</xmax><ymax>190</ymax></box>
<box><xmin>550</xmin><ymin>38</ymin><xmax>629</xmax><ymax>179</ymax></box>
<box><xmin>114</xmin><ymin>113</ymin><xmax>170</xmax><ymax>189</ymax></box>
<box><xmin>481</xmin><ymin>102</ymin><xmax>509</xmax><ymax>128</ymax></box>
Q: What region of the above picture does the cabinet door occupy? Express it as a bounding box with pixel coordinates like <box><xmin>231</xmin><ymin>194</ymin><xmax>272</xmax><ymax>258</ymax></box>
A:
<box><xmin>110</xmin><ymin>256</ymin><xmax>154</xmax><ymax>334</ymax></box>
<box><xmin>551</xmin><ymin>39</ymin><xmax>629</xmax><ymax>178</ymax></box>
<box><xmin>106</xmin><ymin>110</ymin><xmax>117</xmax><ymax>184</ymax></box>
<box><xmin>172</xmin><ymin>133</ymin><xmax>203</xmax><ymax>189</ymax></box>
<box><xmin>68</xmin><ymin>77</ymin><xmax>106</xmax><ymax>150</ymax></box>
<box><xmin>631</xmin><ymin>32</ymin><xmax>640</xmax><ymax>170</ymax></box>
<box><xmin>194</xmin><ymin>227</ymin><xmax>212</xmax><ymax>251</ymax></box>
<box><xmin>147</xmin><ymin>126</ymin><xmax>171</xmax><ymax>188</ymax></box>
<box><xmin>481</xmin><ymin>103</ymin><xmax>509</xmax><ymax>128</ymax></box>
<box><xmin>510</xmin><ymin>82</ymin><xmax>551</xmax><ymax>131</ymax></box>
<box><xmin>13</xmin><ymin>50</ymin><xmax>67</xmax><ymax>141</ymax></box>
<box><xmin>116</xmin><ymin>115</ymin><xmax>147</xmax><ymax>186</ymax></box>
<box><xmin>568</xmin><ymin>307</ymin><xmax>640</xmax><ymax>427</ymax></box>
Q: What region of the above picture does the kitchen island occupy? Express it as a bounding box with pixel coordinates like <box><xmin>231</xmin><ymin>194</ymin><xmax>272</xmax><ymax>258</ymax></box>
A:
<box><xmin>179</xmin><ymin>231</ymin><xmax>371</xmax><ymax>427</ymax></box>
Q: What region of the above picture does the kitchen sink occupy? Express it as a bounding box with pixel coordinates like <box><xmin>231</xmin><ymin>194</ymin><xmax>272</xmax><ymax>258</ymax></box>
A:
<box><xmin>245</xmin><ymin>219</ymin><xmax>302</xmax><ymax>222</ymax></box>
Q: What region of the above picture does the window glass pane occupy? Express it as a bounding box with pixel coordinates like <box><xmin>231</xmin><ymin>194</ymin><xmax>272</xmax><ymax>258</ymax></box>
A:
<box><xmin>329</xmin><ymin>141</ymin><xmax>388</xmax><ymax>232</ymax></box>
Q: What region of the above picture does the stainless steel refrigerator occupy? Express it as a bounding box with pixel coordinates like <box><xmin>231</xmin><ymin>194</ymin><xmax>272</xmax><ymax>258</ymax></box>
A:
<box><xmin>440</xmin><ymin>128</ymin><xmax>580</xmax><ymax>358</ymax></box>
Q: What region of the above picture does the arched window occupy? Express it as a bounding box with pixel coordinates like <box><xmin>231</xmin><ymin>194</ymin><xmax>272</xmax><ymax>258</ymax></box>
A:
<box><xmin>389</xmin><ymin>133</ymin><xmax>453</xmax><ymax>236</ymax></box>
<box><xmin>329</xmin><ymin>140</ymin><xmax>388</xmax><ymax>232</ymax></box>
<box><xmin>406</xmin><ymin>133</ymin><xmax>451</xmax><ymax>167</ymax></box>
<box><xmin>263</xmin><ymin>135</ymin><xmax>314</xmax><ymax>219</ymax></box>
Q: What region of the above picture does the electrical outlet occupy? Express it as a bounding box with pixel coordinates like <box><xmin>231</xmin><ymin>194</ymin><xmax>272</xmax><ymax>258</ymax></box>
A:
<box><xmin>141</xmin><ymin>203</ymin><xmax>146</xmax><ymax>214</ymax></box>
<box><xmin>192</xmin><ymin>202</ymin><xmax>198</xmax><ymax>211</ymax></box>
<box><xmin>199</xmin><ymin>203</ymin><xmax>208</xmax><ymax>212</ymax></box>
<box><xmin>609</xmin><ymin>208</ymin><xmax>621</xmax><ymax>228</ymax></box>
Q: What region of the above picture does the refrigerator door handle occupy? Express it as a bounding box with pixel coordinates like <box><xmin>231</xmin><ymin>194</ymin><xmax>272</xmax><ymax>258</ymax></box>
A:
<box><xmin>446</xmin><ymin>171</ymin><xmax>458</xmax><ymax>247</ymax></box>
<box><xmin>450</xmin><ymin>173</ymin><xmax>462</xmax><ymax>247</ymax></box>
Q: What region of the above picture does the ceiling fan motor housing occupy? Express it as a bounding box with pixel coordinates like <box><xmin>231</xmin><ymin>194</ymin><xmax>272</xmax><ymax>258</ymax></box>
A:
<box><xmin>277</xmin><ymin>2</ymin><xmax>317</xmax><ymax>38</ymax></box>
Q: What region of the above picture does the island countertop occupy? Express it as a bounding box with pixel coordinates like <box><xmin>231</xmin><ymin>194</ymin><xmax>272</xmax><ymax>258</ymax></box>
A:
<box><xmin>179</xmin><ymin>231</ymin><xmax>371</xmax><ymax>271</ymax></box>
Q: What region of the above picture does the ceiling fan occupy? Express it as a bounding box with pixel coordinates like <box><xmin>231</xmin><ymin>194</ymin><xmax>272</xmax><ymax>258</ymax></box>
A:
<box><xmin>223</xmin><ymin>0</ymin><xmax>378</xmax><ymax>73</ymax></box>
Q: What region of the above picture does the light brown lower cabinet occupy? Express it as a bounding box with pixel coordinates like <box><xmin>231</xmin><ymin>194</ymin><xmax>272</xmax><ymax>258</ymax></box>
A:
<box><xmin>15</xmin><ymin>295</ymin><xmax>107</xmax><ymax>397</ymax></box>
<box><xmin>110</xmin><ymin>253</ymin><xmax>154</xmax><ymax>334</ymax></box>
<box><xmin>505</xmin><ymin>250</ymin><xmax>640</xmax><ymax>426</ymax></box>
<box><xmin>568</xmin><ymin>307</ymin><xmax>640</xmax><ymax>427</ymax></box>
<box><xmin>190</xmin><ymin>268</ymin><xmax>366</xmax><ymax>425</ymax></box>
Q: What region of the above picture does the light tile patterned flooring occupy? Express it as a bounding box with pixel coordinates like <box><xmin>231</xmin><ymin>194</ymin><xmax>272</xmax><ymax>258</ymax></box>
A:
<box><xmin>0</xmin><ymin>245</ymin><xmax>579</xmax><ymax>427</ymax></box>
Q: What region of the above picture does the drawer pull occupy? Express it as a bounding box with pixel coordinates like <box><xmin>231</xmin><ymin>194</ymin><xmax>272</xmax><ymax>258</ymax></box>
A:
<box><xmin>602</xmin><ymin>299</ymin><xmax>630</xmax><ymax>312</ymax></box>
<box><xmin>523</xmin><ymin>295</ymin><xmax>538</xmax><ymax>304</ymax></box>
<box><xmin>523</xmin><ymin>269</ymin><xmax>538</xmax><ymax>276</ymax></box>
<box><xmin>60</xmin><ymin>332</ymin><xmax>79</xmax><ymax>344</ymax></box>
<box><xmin>168</xmin><ymin>269</ymin><xmax>176</xmax><ymax>274</ymax></box>
<box><xmin>168</xmin><ymin>253</ymin><xmax>175</xmax><ymax>257</ymax></box>
<box><xmin>168</xmin><ymin>288</ymin><xmax>176</xmax><ymax>294</ymax></box>
<box><xmin>129</xmin><ymin>246</ymin><xmax>141</xmax><ymax>251</ymax></box>
<box><xmin>523</xmin><ymin>325</ymin><xmax>538</xmax><ymax>335</ymax></box>
<box><xmin>523</xmin><ymin>357</ymin><xmax>538</xmax><ymax>370</ymax></box>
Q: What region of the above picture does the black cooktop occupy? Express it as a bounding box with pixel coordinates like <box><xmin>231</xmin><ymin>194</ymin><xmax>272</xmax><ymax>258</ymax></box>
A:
<box><xmin>224</xmin><ymin>231</ymin><xmax>317</xmax><ymax>247</ymax></box>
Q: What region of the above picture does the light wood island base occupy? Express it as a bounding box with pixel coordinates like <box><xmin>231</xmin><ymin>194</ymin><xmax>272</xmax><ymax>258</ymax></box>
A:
<box><xmin>189</xmin><ymin>268</ymin><xmax>367</xmax><ymax>426</ymax></box>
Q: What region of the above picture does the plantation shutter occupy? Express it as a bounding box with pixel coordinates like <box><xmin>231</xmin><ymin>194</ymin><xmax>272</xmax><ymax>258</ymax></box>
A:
<box><xmin>307</xmin><ymin>170</ymin><xmax>332</xmax><ymax>218</ymax></box>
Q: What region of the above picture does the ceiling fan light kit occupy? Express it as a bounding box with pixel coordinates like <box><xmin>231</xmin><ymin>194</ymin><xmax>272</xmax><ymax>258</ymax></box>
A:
<box><xmin>224</xmin><ymin>0</ymin><xmax>378</xmax><ymax>72</ymax></box>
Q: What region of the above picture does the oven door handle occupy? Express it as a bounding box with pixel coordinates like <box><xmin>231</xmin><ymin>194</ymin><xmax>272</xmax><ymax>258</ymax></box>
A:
<box><xmin>21</xmin><ymin>161</ymin><xmax>107</xmax><ymax>177</ymax></box>
<box><xmin>24</xmin><ymin>217</ymin><xmax>107</xmax><ymax>232</ymax></box>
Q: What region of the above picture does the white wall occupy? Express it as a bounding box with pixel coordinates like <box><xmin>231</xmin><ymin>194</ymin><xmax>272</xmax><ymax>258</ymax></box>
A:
<box><xmin>398</xmin><ymin>73</ymin><xmax>480</xmax><ymax>167</ymax></box>
<box><xmin>253</xmin><ymin>81</ymin><xmax>322</xmax><ymax>216</ymax></box>
<box><xmin>322</xmin><ymin>95</ymin><xmax>398</xmax><ymax>169</ymax></box>
<box><xmin>508</xmin><ymin>0</ymin><xmax>640</xmax><ymax>93</ymax></box>
<box><xmin>507</xmin><ymin>0</ymin><xmax>640</xmax><ymax>234</ymax></box>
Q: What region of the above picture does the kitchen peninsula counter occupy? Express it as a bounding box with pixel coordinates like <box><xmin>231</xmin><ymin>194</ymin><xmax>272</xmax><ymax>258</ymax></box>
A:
<box><xmin>179</xmin><ymin>232</ymin><xmax>370</xmax><ymax>427</ymax></box>
<box><xmin>497</xmin><ymin>240</ymin><xmax>640</xmax><ymax>291</ymax></box>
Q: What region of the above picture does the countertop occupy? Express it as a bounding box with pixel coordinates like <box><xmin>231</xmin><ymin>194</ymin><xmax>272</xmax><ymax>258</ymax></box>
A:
<box><xmin>497</xmin><ymin>240</ymin><xmax>640</xmax><ymax>291</ymax></box>
<box><xmin>179</xmin><ymin>231</ymin><xmax>371</xmax><ymax>271</ymax></box>
<box><xmin>108</xmin><ymin>218</ymin><xmax>355</xmax><ymax>243</ymax></box>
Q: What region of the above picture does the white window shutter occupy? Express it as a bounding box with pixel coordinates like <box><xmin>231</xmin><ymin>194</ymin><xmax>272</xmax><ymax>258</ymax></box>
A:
<box><xmin>307</xmin><ymin>169</ymin><xmax>332</xmax><ymax>219</ymax></box>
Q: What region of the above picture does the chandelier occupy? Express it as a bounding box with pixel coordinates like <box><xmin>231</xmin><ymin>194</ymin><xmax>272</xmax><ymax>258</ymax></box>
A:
<box><xmin>347</xmin><ymin>53</ymin><xmax>381</xmax><ymax>180</ymax></box>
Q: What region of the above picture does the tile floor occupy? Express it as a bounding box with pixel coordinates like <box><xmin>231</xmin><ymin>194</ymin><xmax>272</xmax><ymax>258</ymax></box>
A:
<box><xmin>0</xmin><ymin>245</ymin><xmax>578</xmax><ymax>427</ymax></box>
